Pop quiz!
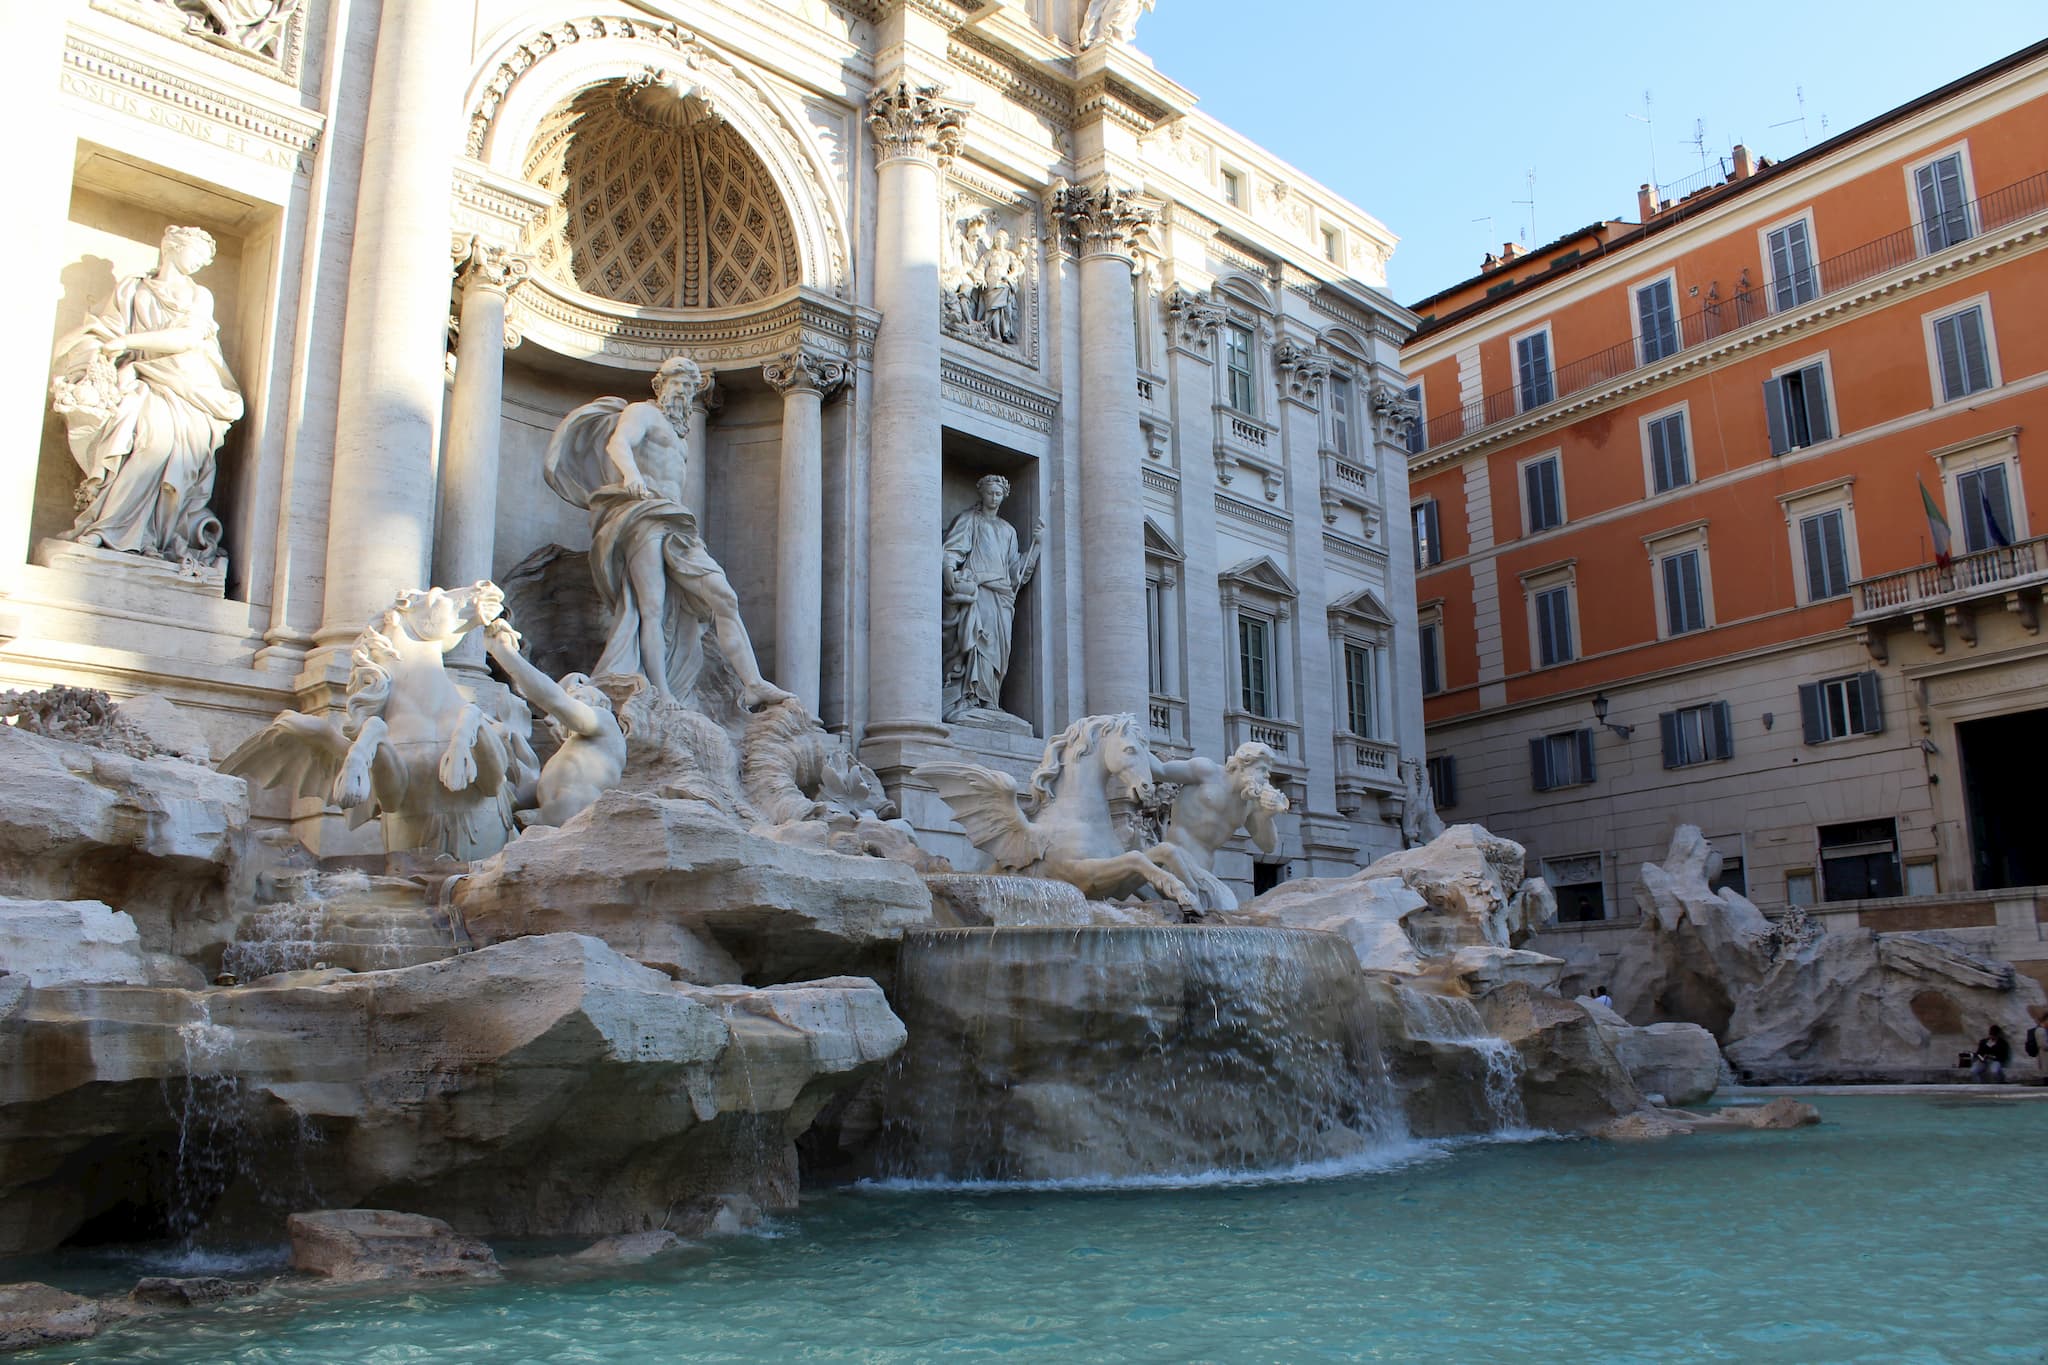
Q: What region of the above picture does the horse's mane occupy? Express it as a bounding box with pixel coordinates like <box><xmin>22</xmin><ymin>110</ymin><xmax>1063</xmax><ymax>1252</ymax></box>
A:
<box><xmin>1025</xmin><ymin>713</ymin><xmax>1138</xmax><ymax>809</ymax></box>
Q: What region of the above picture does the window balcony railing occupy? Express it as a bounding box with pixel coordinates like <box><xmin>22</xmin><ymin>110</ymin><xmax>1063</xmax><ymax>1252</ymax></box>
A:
<box><xmin>1421</xmin><ymin>169</ymin><xmax>2048</xmax><ymax>450</ymax></box>
<box><xmin>1226</xmin><ymin>712</ymin><xmax>1302</xmax><ymax>765</ymax></box>
<box><xmin>1332</xmin><ymin>732</ymin><xmax>1400</xmax><ymax>811</ymax></box>
<box><xmin>1850</xmin><ymin>534</ymin><xmax>2048</xmax><ymax>621</ymax></box>
<box><xmin>1148</xmin><ymin>694</ymin><xmax>1188</xmax><ymax>748</ymax></box>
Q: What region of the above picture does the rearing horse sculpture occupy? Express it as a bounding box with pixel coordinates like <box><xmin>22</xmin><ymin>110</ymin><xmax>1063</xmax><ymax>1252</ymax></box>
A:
<box><xmin>918</xmin><ymin>713</ymin><xmax>1197</xmax><ymax>911</ymax></box>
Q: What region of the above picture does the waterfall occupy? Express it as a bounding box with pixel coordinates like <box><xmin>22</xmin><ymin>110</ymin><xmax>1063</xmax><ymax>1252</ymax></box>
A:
<box><xmin>166</xmin><ymin>1000</ymin><xmax>246</xmax><ymax>1244</ymax></box>
<box><xmin>1392</xmin><ymin>988</ymin><xmax>1529</xmax><ymax>1133</ymax></box>
<box><xmin>877</xmin><ymin>926</ymin><xmax>1410</xmax><ymax>1184</ymax></box>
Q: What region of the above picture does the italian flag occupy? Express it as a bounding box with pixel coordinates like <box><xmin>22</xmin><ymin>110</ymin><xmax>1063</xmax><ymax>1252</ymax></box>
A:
<box><xmin>1919</xmin><ymin>476</ymin><xmax>1953</xmax><ymax>568</ymax></box>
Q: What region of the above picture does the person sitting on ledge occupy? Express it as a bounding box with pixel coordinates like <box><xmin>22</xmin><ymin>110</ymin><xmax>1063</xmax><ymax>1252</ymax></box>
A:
<box><xmin>1970</xmin><ymin>1023</ymin><xmax>2011</xmax><ymax>1084</ymax></box>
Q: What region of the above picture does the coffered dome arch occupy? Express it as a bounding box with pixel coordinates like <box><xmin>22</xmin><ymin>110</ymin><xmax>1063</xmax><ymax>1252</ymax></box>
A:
<box><xmin>463</xmin><ymin>13</ymin><xmax>851</xmax><ymax>302</ymax></box>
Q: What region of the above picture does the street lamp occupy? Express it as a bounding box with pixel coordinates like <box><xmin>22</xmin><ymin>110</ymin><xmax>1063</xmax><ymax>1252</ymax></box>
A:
<box><xmin>1591</xmin><ymin>692</ymin><xmax>1633</xmax><ymax>740</ymax></box>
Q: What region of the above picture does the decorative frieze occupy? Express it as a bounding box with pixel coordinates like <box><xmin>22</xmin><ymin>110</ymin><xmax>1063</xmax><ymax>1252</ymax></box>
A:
<box><xmin>867</xmin><ymin>81</ymin><xmax>967</xmax><ymax>166</ymax></box>
<box><xmin>60</xmin><ymin>34</ymin><xmax>322</xmax><ymax>175</ymax></box>
<box><xmin>939</xmin><ymin>359</ymin><xmax>1057</xmax><ymax>434</ymax></box>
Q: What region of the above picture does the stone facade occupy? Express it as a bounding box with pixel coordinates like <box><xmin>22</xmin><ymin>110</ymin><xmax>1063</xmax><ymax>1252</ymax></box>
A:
<box><xmin>3</xmin><ymin>0</ymin><xmax>1423</xmax><ymax>894</ymax></box>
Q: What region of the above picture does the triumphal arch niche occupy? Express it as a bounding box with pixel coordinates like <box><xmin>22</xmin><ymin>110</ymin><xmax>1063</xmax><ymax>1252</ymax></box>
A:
<box><xmin>456</xmin><ymin>17</ymin><xmax>866</xmax><ymax>720</ymax></box>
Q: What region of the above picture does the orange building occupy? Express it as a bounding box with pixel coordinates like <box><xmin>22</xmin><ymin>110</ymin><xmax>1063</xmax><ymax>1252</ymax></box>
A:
<box><xmin>1400</xmin><ymin>39</ymin><xmax>2048</xmax><ymax>978</ymax></box>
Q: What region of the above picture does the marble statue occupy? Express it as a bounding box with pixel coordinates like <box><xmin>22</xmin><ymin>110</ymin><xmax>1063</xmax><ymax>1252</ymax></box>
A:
<box><xmin>48</xmin><ymin>225</ymin><xmax>244</xmax><ymax>568</ymax></box>
<box><xmin>480</xmin><ymin>615</ymin><xmax>627</xmax><ymax>829</ymax></box>
<box><xmin>165</xmin><ymin>0</ymin><xmax>302</xmax><ymax>56</ymax></box>
<box><xmin>222</xmin><ymin>582</ymin><xmax>536</xmax><ymax>861</ymax></box>
<box><xmin>1079</xmin><ymin>0</ymin><xmax>1156</xmax><ymax>48</ymax></box>
<box><xmin>919</xmin><ymin>713</ymin><xmax>1197</xmax><ymax>910</ymax></box>
<box><xmin>972</xmin><ymin>230</ymin><xmax>1024</xmax><ymax>343</ymax></box>
<box><xmin>542</xmin><ymin>356</ymin><xmax>794</xmax><ymax>711</ymax></box>
<box><xmin>942</xmin><ymin>208</ymin><xmax>1026</xmax><ymax>347</ymax></box>
<box><xmin>1399</xmin><ymin>756</ymin><xmax>1446</xmax><ymax>848</ymax></box>
<box><xmin>941</xmin><ymin>475</ymin><xmax>1041</xmax><ymax>722</ymax></box>
<box><xmin>1156</xmin><ymin>742</ymin><xmax>1290</xmax><ymax>912</ymax></box>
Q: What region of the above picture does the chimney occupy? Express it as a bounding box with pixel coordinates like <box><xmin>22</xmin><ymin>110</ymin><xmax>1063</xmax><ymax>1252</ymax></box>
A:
<box><xmin>1637</xmin><ymin>183</ymin><xmax>1656</xmax><ymax>220</ymax></box>
<box><xmin>1732</xmin><ymin>144</ymin><xmax>1754</xmax><ymax>180</ymax></box>
<box><xmin>1500</xmin><ymin>241</ymin><xmax>1525</xmax><ymax>262</ymax></box>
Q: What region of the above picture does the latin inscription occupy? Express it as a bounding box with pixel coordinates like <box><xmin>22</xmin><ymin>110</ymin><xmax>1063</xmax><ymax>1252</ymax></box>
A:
<box><xmin>61</xmin><ymin>70</ymin><xmax>306</xmax><ymax>173</ymax></box>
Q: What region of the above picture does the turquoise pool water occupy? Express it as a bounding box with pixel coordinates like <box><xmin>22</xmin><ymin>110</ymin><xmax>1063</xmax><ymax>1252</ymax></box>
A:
<box><xmin>23</xmin><ymin>1095</ymin><xmax>2048</xmax><ymax>1363</ymax></box>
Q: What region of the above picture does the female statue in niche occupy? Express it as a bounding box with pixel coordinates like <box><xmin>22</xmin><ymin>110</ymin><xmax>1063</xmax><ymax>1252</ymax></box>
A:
<box><xmin>49</xmin><ymin>225</ymin><xmax>244</xmax><ymax>567</ymax></box>
<box><xmin>941</xmin><ymin>474</ymin><xmax>1041</xmax><ymax>722</ymax></box>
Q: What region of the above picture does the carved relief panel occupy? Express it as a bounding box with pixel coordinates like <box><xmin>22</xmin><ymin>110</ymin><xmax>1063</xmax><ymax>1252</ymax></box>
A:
<box><xmin>940</xmin><ymin>169</ymin><xmax>1042</xmax><ymax>370</ymax></box>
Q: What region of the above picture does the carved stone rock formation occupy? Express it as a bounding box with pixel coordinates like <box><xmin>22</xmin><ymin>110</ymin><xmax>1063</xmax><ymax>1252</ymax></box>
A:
<box><xmin>287</xmin><ymin>1209</ymin><xmax>502</xmax><ymax>1284</ymax></box>
<box><xmin>0</xmin><ymin>933</ymin><xmax>904</xmax><ymax>1254</ymax></box>
<box><xmin>1357</xmin><ymin>823</ymin><xmax>1556</xmax><ymax>951</ymax></box>
<box><xmin>0</xmin><ymin>899</ymin><xmax>152</xmax><ymax>988</ymax></box>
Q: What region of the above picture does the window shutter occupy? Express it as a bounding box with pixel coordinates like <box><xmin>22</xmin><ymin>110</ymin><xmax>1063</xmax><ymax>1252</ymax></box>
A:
<box><xmin>1769</xmin><ymin>228</ymin><xmax>1796</xmax><ymax>309</ymax></box>
<box><xmin>1576</xmin><ymin>727</ymin><xmax>1596</xmax><ymax>783</ymax></box>
<box><xmin>1648</xmin><ymin>420</ymin><xmax>1670</xmax><ymax>492</ymax></box>
<box><xmin>1936</xmin><ymin>314</ymin><xmax>1966</xmax><ymax>399</ymax></box>
<box><xmin>1438</xmin><ymin>757</ymin><xmax>1457</xmax><ymax>807</ymax></box>
<box><xmin>1856</xmin><ymin>671</ymin><xmax>1884</xmax><ymax>735</ymax></box>
<box><xmin>1916</xmin><ymin>163</ymin><xmax>1945</xmax><ymax>251</ymax></box>
<box><xmin>1659</xmin><ymin>710</ymin><xmax>1680</xmax><ymax>769</ymax></box>
<box><xmin>1798</xmin><ymin>681</ymin><xmax>1824</xmax><ymax>745</ymax></box>
<box><xmin>1711</xmin><ymin>700</ymin><xmax>1735</xmax><ymax>759</ymax></box>
<box><xmin>1763</xmin><ymin>377</ymin><xmax>1788</xmax><ymax>455</ymax></box>
<box><xmin>1801</xmin><ymin>364</ymin><xmax>1831</xmax><ymax>442</ymax></box>
<box><xmin>1960</xmin><ymin>310</ymin><xmax>1991</xmax><ymax>393</ymax></box>
<box><xmin>1824</xmin><ymin>514</ymin><xmax>1849</xmax><ymax>596</ymax></box>
<box><xmin>1530</xmin><ymin>736</ymin><xmax>1551</xmax><ymax>791</ymax></box>
<box><xmin>1800</xmin><ymin>515</ymin><xmax>1826</xmax><ymax>602</ymax></box>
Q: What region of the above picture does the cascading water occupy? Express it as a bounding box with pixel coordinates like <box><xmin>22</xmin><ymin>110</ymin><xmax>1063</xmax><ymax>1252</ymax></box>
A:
<box><xmin>165</xmin><ymin>1001</ymin><xmax>245</xmax><ymax>1244</ymax></box>
<box><xmin>1391</xmin><ymin>988</ymin><xmax>1529</xmax><ymax>1132</ymax></box>
<box><xmin>876</xmin><ymin>926</ymin><xmax>1410</xmax><ymax>1184</ymax></box>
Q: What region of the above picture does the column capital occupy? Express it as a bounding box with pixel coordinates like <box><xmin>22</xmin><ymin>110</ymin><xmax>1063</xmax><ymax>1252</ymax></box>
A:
<box><xmin>450</xmin><ymin>234</ymin><xmax>532</xmax><ymax>298</ymax></box>
<box><xmin>1275</xmin><ymin>339</ymin><xmax>1331</xmax><ymax>404</ymax></box>
<box><xmin>1052</xmin><ymin>179</ymin><xmax>1157</xmax><ymax>262</ymax></box>
<box><xmin>1369</xmin><ymin>381</ymin><xmax>1420</xmax><ymax>446</ymax></box>
<box><xmin>764</xmin><ymin>349</ymin><xmax>852</xmax><ymax>399</ymax></box>
<box><xmin>866</xmin><ymin>81</ymin><xmax>966</xmax><ymax>167</ymax></box>
<box><xmin>1165</xmin><ymin>286</ymin><xmax>1226</xmax><ymax>353</ymax></box>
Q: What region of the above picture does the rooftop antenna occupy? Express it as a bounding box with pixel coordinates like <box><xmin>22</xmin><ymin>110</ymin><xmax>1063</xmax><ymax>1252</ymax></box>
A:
<box><xmin>1769</xmin><ymin>85</ymin><xmax>1808</xmax><ymax>147</ymax></box>
<box><xmin>1512</xmin><ymin>169</ymin><xmax>1537</xmax><ymax>246</ymax></box>
<box><xmin>1686</xmin><ymin>118</ymin><xmax>1709</xmax><ymax>177</ymax></box>
<box><xmin>1471</xmin><ymin>213</ymin><xmax>1495</xmax><ymax>258</ymax></box>
<box><xmin>1625</xmin><ymin>90</ymin><xmax>1657</xmax><ymax>197</ymax></box>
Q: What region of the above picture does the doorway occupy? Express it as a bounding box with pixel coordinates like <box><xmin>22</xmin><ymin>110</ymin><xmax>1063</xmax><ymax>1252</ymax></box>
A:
<box><xmin>1958</xmin><ymin>708</ymin><xmax>2048</xmax><ymax>891</ymax></box>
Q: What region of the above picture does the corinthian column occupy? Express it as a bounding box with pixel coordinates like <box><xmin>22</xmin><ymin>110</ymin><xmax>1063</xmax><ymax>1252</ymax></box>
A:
<box><xmin>310</xmin><ymin>0</ymin><xmax>462</xmax><ymax>660</ymax></box>
<box><xmin>1055</xmin><ymin>181</ymin><xmax>1157</xmax><ymax>719</ymax></box>
<box><xmin>863</xmin><ymin>81</ymin><xmax>964</xmax><ymax>748</ymax></box>
<box><xmin>436</xmin><ymin>237</ymin><xmax>530</xmax><ymax>598</ymax></box>
<box><xmin>765</xmin><ymin>348</ymin><xmax>851</xmax><ymax>712</ymax></box>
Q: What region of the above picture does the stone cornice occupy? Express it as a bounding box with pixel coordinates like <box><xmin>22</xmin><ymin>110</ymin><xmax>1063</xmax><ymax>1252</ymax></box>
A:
<box><xmin>945</xmin><ymin>31</ymin><xmax>1074</xmax><ymax>126</ymax></box>
<box><xmin>939</xmin><ymin>358</ymin><xmax>1058</xmax><ymax>434</ymax></box>
<box><xmin>506</xmin><ymin>278</ymin><xmax>874</xmax><ymax>371</ymax></box>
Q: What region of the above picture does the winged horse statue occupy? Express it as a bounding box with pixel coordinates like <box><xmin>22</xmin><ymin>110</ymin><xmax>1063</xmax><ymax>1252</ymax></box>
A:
<box><xmin>917</xmin><ymin>713</ymin><xmax>1198</xmax><ymax>912</ymax></box>
<box><xmin>222</xmin><ymin>581</ymin><xmax>537</xmax><ymax>861</ymax></box>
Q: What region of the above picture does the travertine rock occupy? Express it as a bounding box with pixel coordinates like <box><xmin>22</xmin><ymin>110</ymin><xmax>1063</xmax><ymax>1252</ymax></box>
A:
<box><xmin>111</xmin><ymin>695</ymin><xmax>212</xmax><ymax>764</ymax></box>
<box><xmin>0</xmin><ymin>934</ymin><xmax>905</xmax><ymax>1254</ymax></box>
<box><xmin>1471</xmin><ymin>982</ymin><xmax>1646</xmax><ymax>1132</ymax></box>
<box><xmin>1615</xmin><ymin>827</ymin><xmax>2045</xmax><ymax>1081</ymax></box>
<box><xmin>1358</xmin><ymin>824</ymin><xmax>1545</xmax><ymax>950</ymax></box>
<box><xmin>128</xmin><ymin>1276</ymin><xmax>261</xmax><ymax>1308</ymax></box>
<box><xmin>1447</xmin><ymin>945</ymin><xmax>1566</xmax><ymax>996</ymax></box>
<box><xmin>453</xmin><ymin>790</ymin><xmax>933</xmax><ymax>983</ymax></box>
<box><xmin>0</xmin><ymin>1282</ymin><xmax>100</xmax><ymax>1352</ymax></box>
<box><xmin>0</xmin><ymin>725</ymin><xmax>246</xmax><ymax>962</ymax></box>
<box><xmin>223</xmin><ymin>869</ymin><xmax>456</xmax><ymax>979</ymax></box>
<box><xmin>0</xmin><ymin>899</ymin><xmax>150</xmax><ymax>987</ymax></box>
<box><xmin>1224</xmin><ymin>874</ymin><xmax>1431</xmax><ymax>975</ymax></box>
<box><xmin>1580</xmin><ymin>998</ymin><xmax>1721</xmax><ymax>1106</ymax></box>
<box><xmin>923</xmin><ymin>874</ymin><xmax>1174</xmax><ymax>928</ymax></box>
<box><xmin>570</xmin><ymin>1230</ymin><xmax>685</xmax><ymax>1264</ymax></box>
<box><xmin>287</xmin><ymin>1209</ymin><xmax>501</xmax><ymax>1283</ymax></box>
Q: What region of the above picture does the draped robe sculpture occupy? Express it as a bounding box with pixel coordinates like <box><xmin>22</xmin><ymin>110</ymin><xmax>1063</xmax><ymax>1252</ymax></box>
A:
<box><xmin>941</xmin><ymin>474</ymin><xmax>1041</xmax><ymax>722</ymax></box>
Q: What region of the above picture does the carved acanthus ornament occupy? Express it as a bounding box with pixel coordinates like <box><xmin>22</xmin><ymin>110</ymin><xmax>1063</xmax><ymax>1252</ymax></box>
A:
<box><xmin>866</xmin><ymin>82</ymin><xmax>967</xmax><ymax>167</ymax></box>
<box><xmin>1052</xmin><ymin>181</ymin><xmax>1158</xmax><ymax>261</ymax></box>
<box><xmin>763</xmin><ymin>348</ymin><xmax>852</xmax><ymax>399</ymax></box>
<box><xmin>1370</xmin><ymin>382</ymin><xmax>1421</xmax><ymax>445</ymax></box>
<box><xmin>1274</xmin><ymin>340</ymin><xmax>1331</xmax><ymax>403</ymax></box>
<box><xmin>452</xmin><ymin>236</ymin><xmax>534</xmax><ymax>299</ymax></box>
<box><xmin>1164</xmin><ymin>288</ymin><xmax>1226</xmax><ymax>351</ymax></box>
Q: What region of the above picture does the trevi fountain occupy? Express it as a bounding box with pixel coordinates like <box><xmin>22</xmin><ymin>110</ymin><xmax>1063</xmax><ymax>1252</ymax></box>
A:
<box><xmin>2</xmin><ymin>0</ymin><xmax>2045</xmax><ymax>1359</ymax></box>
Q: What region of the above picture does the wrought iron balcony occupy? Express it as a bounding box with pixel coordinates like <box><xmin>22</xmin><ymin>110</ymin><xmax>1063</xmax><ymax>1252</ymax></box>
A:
<box><xmin>1849</xmin><ymin>534</ymin><xmax>2047</xmax><ymax>656</ymax></box>
<box><xmin>1421</xmin><ymin>169</ymin><xmax>2048</xmax><ymax>451</ymax></box>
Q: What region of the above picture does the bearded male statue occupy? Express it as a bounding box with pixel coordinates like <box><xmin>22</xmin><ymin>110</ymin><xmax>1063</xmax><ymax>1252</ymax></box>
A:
<box><xmin>1156</xmin><ymin>742</ymin><xmax>1290</xmax><ymax>913</ymax></box>
<box><xmin>543</xmin><ymin>356</ymin><xmax>793</xmax><ymax>710</ymax></box>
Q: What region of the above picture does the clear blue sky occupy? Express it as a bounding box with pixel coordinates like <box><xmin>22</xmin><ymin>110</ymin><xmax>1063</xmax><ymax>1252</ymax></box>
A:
<box><xmin>1137</xmin><ymin>4</ymin><xmax>2048</xmax><ymax>307</ymax></box>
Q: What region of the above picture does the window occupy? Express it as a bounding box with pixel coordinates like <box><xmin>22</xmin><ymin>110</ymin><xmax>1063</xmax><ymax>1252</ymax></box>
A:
<box><xmin>1251</xmin><ymin>860</ymin><xmax>1286</xmax><ymax>894</ymax></box>
<box><xmin>1819</xmin><ymin>818</ymin><xmax>1902</xmax><ymax>902</ymax></box>
<box><xmin>1958</xmin><ymin>464</ymin><xmax>2014</xmax><ymax>553</ymax></box>
<box><xmin>1766</xmin><ymin>219</ymin><xmax>1818</xmax><ymax>310</ymax></box>
<box><xmin>1530</xmin><ymin>727</ymin><xmax>1595</xmax><ymax>791</ymax></box>
<box><xmin>1786</xmin><ymin>870</ymin><xmax>1817</xmax><ymax>907</ymax></box>
<box><xmin>1915</xmin><ymin>152</ymin><xmax>1971</xmax><ymax>253</ymax></box>
<box><xmin>1544</xmin><ymin>852</ymin><xmax>1607</xmax><ymax>922</ymax></box>
<box><xmin>1659</xmin><ymin>700</ymin><xmax>1733</xmax><ymax>769</ymax></box>
<box><xmin>1798</xmin><ymin>670</ymin><xmax>1883</xmax><ymax>744</ymax></box>
<box><xmin>1403</xmin><ymin>382</ymin><xmax>1426</xmax><ymax>455</ymax></box>
<box><xmin>1800</xmin><ymin>508</ymin><xmax>1851</xmax><ymax>601</ymax></box>
<box><xmin>1905</xmin><ymin>860</ymin><xmax>1939</xmax><ymax>896</ymax></box>
<box><xmin>1933</xmin><ymin>306</ymin><xmax>1993</xmax><ymax>402</ymax></box>
<box><xmin>1427</xmin><ymin>753</ymin><xmax>1457</xmax><ymax>808</ymax></box>
<box><xmin>1238</xmin><ymin>614</ymin><xmax>1273</xmax><ymax>717</ymax></box>
<box><xmin>1322</xmin><ymin>225</ymin><xmax>1341</xmax><ymax>262</ymax></box>
<box><xmin>1646</xmin><ymin>410</ymin><xmax>1690</xmax><ymax>494</ymax></box>
<box><xmin>1764</xmin><ymin>361</ymin><xmax>1831</xmax><ymax>455</ymax></box>
<box><xmin>1223</xmin><ymin>324</ymin><xmax>1256</xmax><ymax>414</ymax></box>
<box><xmin>1534</xmin><ymin>585</ymin><xmax>1574</xmax><ymax>667</ymax></box>
<box><xmin>1418</xmin><ymin>619</ymin><xmax>1443</xmax><ymax>696</ymax></box>
<box><xmin>1342</xmin><ymin>643</ymin><xmax>1380</xmax><ymax>738</ymax></box>
<box><xmin>1221</xmin><ymin>168</ymin><xmax>1243</xmax><ymax>208</ymax></box>
<box><xmin>1413</xmin><ymin>500</ymin><xmax>1442</xmax><ymax>568</ymax></box>
<box><xmin>1522</xmin><ymin>454</ymin><xmax>1564</xmax><ymax>533</ymax></box>
<box><xmin>1329</xmin><ymin>375</ymin><xmax>1352</xmax><ymax>457</ymax></box>
<box><xmin>1709</xmin><ymin>855</ymin><xmax>1747</xmax><ymax>898</ymax></box>
<box><xmin>1636</xmin><ymin>277</ymin><xmax>1680</xmax><ymax>362</ymax></box>
<box><xmin>1515</xmin><ymin>329</ymin><xmax>1554</xmax><ymax>410</ymax></box>
<box><xmin>1660</xmin><ymin>549</ymin><xmax>1706</xmax><ymax>635</ymax></box>
<box><xmin>1145</xmin><ymin>580</ymin><xmax>1167</xmax><ymax>695</ymax></box>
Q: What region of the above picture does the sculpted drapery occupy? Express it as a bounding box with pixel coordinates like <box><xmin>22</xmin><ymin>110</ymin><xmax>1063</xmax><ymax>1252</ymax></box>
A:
<box><xmin>942</xmin><ymin>475</ymin><xmax>1041</xmax><ymax>721</ymax></box>
<box><xmin>49</xmin><ymin>225</ymin><xmax>243</xmax><ymax>566</ymax></box>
